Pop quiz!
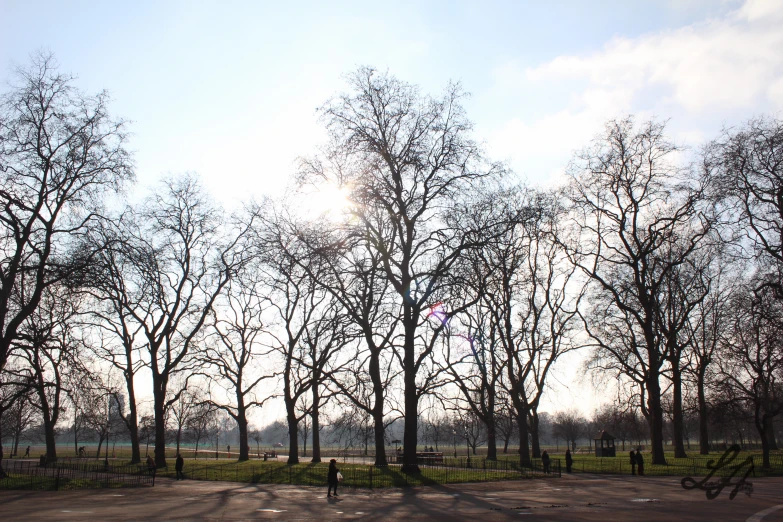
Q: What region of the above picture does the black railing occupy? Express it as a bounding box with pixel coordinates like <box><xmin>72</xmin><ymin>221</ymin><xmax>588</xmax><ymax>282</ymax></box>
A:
<box><xmin>162</xmin><ymin>458</ymin><xmax>561</xmax><ymax>488</ymax></box>
<box><xmin>567</xmin><ymin>453</ymin><xmax>783</xmax><ymax>476</ymax></box>
<box><xmin>0</xmin><ymin>459</ymin><xmax>155</xmax><ymax>490</ymax></box>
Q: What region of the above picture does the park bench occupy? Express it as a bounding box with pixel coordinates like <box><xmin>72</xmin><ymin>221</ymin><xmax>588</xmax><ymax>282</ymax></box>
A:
<box><xmin>394</xmin><ymin>451</ymin><xmax>444</xmax><ymax>464</ymax></box>
<box><xmin>261</xmin><ymin>451</ymin><xmax>278</xmax><ymax>461</ymax></box>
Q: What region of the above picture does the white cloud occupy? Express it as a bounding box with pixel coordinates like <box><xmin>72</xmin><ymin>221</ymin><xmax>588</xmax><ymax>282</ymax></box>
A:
<box><xmin>487</xmin><ymin>0</ymin><xmax>783</xmax><ymax>185</ymax></box>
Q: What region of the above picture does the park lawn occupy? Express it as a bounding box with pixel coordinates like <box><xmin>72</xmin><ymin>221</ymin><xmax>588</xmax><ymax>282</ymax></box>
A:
<box><xmin>495</xmin><ymin>450</ymin><xmax>783</xmax><ymax>477</ymax></box>
<box><xmin>152</xmin><ymin>458</ymin><xmax>542</xmax><ymax>488</ymax></box>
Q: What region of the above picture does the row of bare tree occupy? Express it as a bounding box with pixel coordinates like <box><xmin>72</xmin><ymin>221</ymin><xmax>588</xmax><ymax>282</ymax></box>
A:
<box><xmin>1</xmin><ymin>54</ymin><xmax>781</xmax><ymax>478</ymax></box>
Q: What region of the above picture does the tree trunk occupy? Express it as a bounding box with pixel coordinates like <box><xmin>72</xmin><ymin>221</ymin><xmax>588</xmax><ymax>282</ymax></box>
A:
<box><xmin>401</xmin><ymin>311</ymin><xmax>420</xmax><ymax>473</ymax></box>
<box><xmin>153</xmin><ymin>375</ymin><xmax>168</xmax><ymax>468</ymax></box>
<box><xmin>125</xmin><ymin>370</ymin><xmax>142</xmax><ymax>464</ymax></box>
<box><xmin>38</xmin><ymin>395</ymin><xmax>57</xmax><ymax>463</ymax></box>
<box><xmin>671</xmin><ymin>365</ymin><xmax>688</xmax><ymax>458</ymax></box>
<box><xmin>286</xmin><ymin>408</ymin><xmax>299</xmax><ymax>465</ymax></box>
<box><xmin>237</xmin><ymin>393</ymin><xmax>249</xmax><ymax>461</ymax></box>
<box><xmin>530</xmin><ymin>410</ymin><xmax>541</xmax><ymax>458</ymax></box>
<box><xmin>311</xmin><ymin>380</ymin><xmax>321</xmax><ymax>463</ymax></box>
<box><xmin>756</xmin><ymin>411</ymin><xmax>771</xmax><ymax>470</ymax></box>
<box><xmin>13</xmin><ymin>428</ymin><xmax>21</xmax><ymax>457</ymax></box>
<box><xmin>485</xmin><ymin>415</ymin><xmax>497</xmax><ymax>461</ymax></box>
<box><xmin>646</xmin><ymin>351</ymin><xmax>667</xmax><ymax>465</ymax></box>
<box><xmin>369</xmin><ymin>347</ymin><xmax>388</xmax><ymax>466</ymax></box>
<box><xmin>516</xmin><ymin>409</ymin><xmax>531</xmax><ymax>468</ymax></box>
<box><xmin>0</xmin><ymin>421</ymin><xmax>5</xmax><ymax>478</ymax></box>
<box><xmin>697</xmin><ymin>368</ymin><xmax>710</xmax><ymax>455</ymax></box>
<box><xmin>96</xmin><ymin>435</ymin><xmax>105</xmax><ymax>459</ymax></box>
<box><xmin>373</xmin><ymin>408</ymin><xmax>387</xmax><ymax>466</ymax></box>
<box><xmin>765</xmin><ymin>418</ymin><xmax>778</xmax><ymax>451</ymax></box>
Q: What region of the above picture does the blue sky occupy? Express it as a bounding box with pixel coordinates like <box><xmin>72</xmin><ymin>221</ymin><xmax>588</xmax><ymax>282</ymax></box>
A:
<box><xmin>3</xmin><ymin>0</ymin><xmax>780</xmax><ymax>208</ymax></box>
<box><xmin>2</xmin><ymin>0</ymin><xmax>782</xmax><ymax>418</ymax></box>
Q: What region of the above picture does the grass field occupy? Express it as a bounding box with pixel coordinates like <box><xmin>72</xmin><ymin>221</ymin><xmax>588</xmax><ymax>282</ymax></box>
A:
<box><xmin>496</xmin><ymin>449</ymin><xmax>783</xmax><ymax>477</ymax></box>
<box><xmin>153</xmin><ymin>459</ymin><xmax>552</xmax><ymax>488</ymax></box>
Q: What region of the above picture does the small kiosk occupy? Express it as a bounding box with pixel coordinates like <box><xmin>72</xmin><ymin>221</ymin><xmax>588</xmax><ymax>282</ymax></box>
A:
<box><xmin>594</xmin><ymin>430</ymin><xmax>616</xmax><ymax>457</ymax></box>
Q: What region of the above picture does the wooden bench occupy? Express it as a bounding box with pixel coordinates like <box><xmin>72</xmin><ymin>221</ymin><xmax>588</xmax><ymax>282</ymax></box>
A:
<box><xmin>394</xmin><ymin>451</ymin><xmax>444</xmax><ymax>464</ymax></box>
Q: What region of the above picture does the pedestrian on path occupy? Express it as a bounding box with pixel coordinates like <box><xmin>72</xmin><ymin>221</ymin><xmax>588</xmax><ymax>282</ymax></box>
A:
<box><xmin>565</xmin><ymin>449</ymin><xmax>573</xmax><ymax>473</ymax></box>
<box><xmin>541</xmin><ymin>451</ymin><xmax>551</xmax><ymax>474</ymax></box>
<box><xmin>24</xmin><ymin>446</ymin><xmax>30</xmax><ymax>458</ymax></box>
<box><xmin>630</xmin><ymin>450</ymin><xmax>636</xmax><ymax>475</ymax></box>
<box><xmin>146</xmin><ymin>455</ymin><xmax>157</xmax><ymax>475</ymax></box>
<box><xmin>176</xmin><ymin>453</ymin><xmax>185</xmax><ymax>480</ymax></box>
<box><xmin>636</xmin><ymin>449</ymin><xmax>645</xmax><ymax>476</ymax></box>
<box><xmin>327</xmin><ymin>459</ymin><xmax>340</xmax><ymax>498</ymax></box>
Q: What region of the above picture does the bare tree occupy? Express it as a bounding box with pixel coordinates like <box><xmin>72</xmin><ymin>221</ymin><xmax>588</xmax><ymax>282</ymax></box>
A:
<box><xmin>204</xmin><ymin>267</ymin><xmax>276</xmax><ymax>461</ymax></box>
<box><xmin>552</xmin><ymin>409</ymin><xmax>586</xmax><ymax>452</ymax></box>
<box><xmin>495</xmin><ymin>396</ymin><xmax>518</xmax><ymax>454</ymax></box>
<box><xmin>684</xmin><ymin>260</ymin><xmax>734</xmax><ymax>454</ymax></box>
<box><xmin>78</xmin><ymin>219</ymin><xmax>147</xmax><ymax>463</ymax></box>
<box><xmin>306</xmin><ymin>68</ymin><xmax>505</xmax><ymax>471</ymax></box>
<box><xmin>185</xmin><ymin>402</ymin><xmax>216</xmax><ymax>459</ymax></box>
<box><xmin>258</xmin><ymin>214</ymin><xmax>321</xmax><ymax>465</ymax></box>
<box><xmin>113</xmin><ymin>175</ymin><xmax>251</xmax><ymax>467</ymax></box>
<box><xmin>0</xmin><ymin>371</ymin><xmax>35</xmax><ymax>470</ymax></box>
<box><xmin>717</xmin><ymin>283</ymin><xmax>783</xmax><ymax>468</ymax></box>
<box><xmin>705</xmin><ymin>117</ymin><xmax>783</xmax><ymax>296</ymax></box>
<box><xmin>298</xmin><ymin>297</ymin><xmax>350</xmax><ymax>463</ymax></box>
<box><xmin>0</xmin><ymin>52</ymin><xmax>133</xmax><ymax>375</ymax></box>
<box><xmin>567</xmin><ymin>117</ymin><xmax>709</xmax><ymax>465</ymax></box>
<box><xmin>284</xmin><ymin>215</ymin><xmax>401</xmax><ymax>466</ymax></box>
<box><xmin>167</xmin><ymin>383</ymin><xmax>205</xmax><ymax>456</ymax></box>
<box><xmin>9</xmin><ymin>285</ymin><xmax>87</xmax><ymax>462</ymax></box>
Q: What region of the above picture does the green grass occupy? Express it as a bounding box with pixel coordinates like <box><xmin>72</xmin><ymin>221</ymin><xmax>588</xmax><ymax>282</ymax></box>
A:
<box><xmin>151</xmin><ymin>458</ymin><xmax>549</xmax><ymax>488</ymax></box>
<box><xmin>494</xmin><ymin>449</ymin><xmax>783</xmax><ymax>477</ymax></box>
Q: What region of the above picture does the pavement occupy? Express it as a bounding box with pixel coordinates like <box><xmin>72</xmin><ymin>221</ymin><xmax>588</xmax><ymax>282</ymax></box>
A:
<box><xmin>0</xmin><ymin>473</ymin><xmax>782</xmax><ymax>520</ymax></box>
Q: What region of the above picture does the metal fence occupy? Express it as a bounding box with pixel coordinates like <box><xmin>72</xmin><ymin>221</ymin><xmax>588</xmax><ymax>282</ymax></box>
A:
<box><xmin>0</xmin><ymin>459</ymin><xmax>155</xmax><ymax>491</ymax></box>
<box><xmin>169</xmin><ymin>458</ymin><xmax>560</xmax><ymax>489</ymax></box>
<box><xmin>568</xmin><ymin>452</ymin><xmax>783</xmax><ymax>477</ymax></box>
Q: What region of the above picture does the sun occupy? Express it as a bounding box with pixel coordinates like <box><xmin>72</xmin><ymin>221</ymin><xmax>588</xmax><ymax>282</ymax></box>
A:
<box><xmin>305</xmin><ymin>183</ymin><xmax>354</xmax><ymax>218</ymax></box>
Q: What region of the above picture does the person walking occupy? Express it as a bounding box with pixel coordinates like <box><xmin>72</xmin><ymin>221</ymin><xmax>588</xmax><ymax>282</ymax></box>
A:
<box><xmin>146</xmin><ymin>455</ymin><xmax>157</xmax><ymax>475</ymax></box>
<box><xmin>630</xmin><ymin>450</ymin><xmax>636</xmax><ymax>475</ymax></box>
<box><xmin>541</xmin><ymin>450</ymin><xmax>551</xmax><ymax>474</ymax></box>
<box><xmin>23</xmin><ymin>446</ymin><xmax>30</xmax><ymax>458</ymax></box>
<box><xmin>327</xmin><ymin>459</ymin><xmax>340</xmax><ymax>498</ymax></box>
<box><xmin>565</xmin><ymin>449</ymin><xmax>573</xmax><ymax>473</ymax></box>
<box><xmin>175</xmin><ymin>453</ymin><xmax>185</xmax><ymax>480</ymax></box>
<box><xmin>636</xmin><ymin>449</ymin><xmax>645</xmax><ymax>476</ymax></box>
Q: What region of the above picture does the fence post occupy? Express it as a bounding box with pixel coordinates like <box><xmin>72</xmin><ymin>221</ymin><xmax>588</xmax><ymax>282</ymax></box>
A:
<box><xmin>289</xmin><ymin>465</ymin><xmax>292</xmax><ymax>484</ymax></box>
<box><xmin>55</xmin><ymin>464</ymin><xmax>61</xmax><ymax>491</ymax></box>
<box><xmin>369</xmin><ymin>465</ymin><xmax>373</xmax><ymax>489</ymax></box>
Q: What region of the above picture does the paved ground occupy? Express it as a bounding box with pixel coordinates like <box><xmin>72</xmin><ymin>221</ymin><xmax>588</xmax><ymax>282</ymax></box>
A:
<box><xmin>1</xmin><ymin>473</ymin><xmax>782</xmax><ymax>521</ymax></box>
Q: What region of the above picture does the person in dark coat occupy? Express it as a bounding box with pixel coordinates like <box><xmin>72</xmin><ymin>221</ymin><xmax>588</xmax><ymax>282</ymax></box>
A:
<box><xmin>630</xmin><ymin>450</ymin><xmax>636</xmax><ymax>475</ymax></box>
<box><xmin>636</xmin><ymin>450</ymin><xmax>644</xmax><ymax>476</ymax></box>
<box><xmin>146</xmin><ymin>454</ymin><xmax>157</xmax><ymax>476</ymax></box>
<box><xmin>24</xmin><ymin>446</ymin><xmax>30</xmax><ymax>457</ymax></box>
<box><xmin>327</xmin><ymin>459</ymin><xmax>340</xmax><ymax>497</ymax></box>
<box><xmin>565</xmin><ymin>449</ymin><xmax>573</xmax><ymax>473</ymax></box>
<box><xmin>175</xmin><ymin>453</ymin><xmax>184</xmax><ymax>480</ymax></box>
<box><xmin>541</xmin><ymin>450</ymin><xmax>551</xmax><ymax>474</ymax></box>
